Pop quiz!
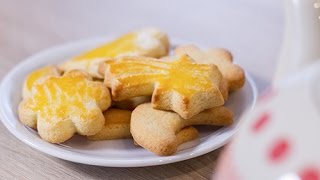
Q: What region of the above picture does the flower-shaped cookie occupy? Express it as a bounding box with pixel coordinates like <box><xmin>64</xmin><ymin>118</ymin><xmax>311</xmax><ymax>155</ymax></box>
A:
<box><xmin>18</xmin><ymin>70</ymin><xmax>111</xmax><ymax>143</ymax></box>
<box><xmin>22</xmin><ymin>66</ymin><xmax>61</xmax><ymax>99</ymax></box>
<box><xmin>175</xmin><ymin>45</ymin><xmax>245</xmax><ymax>91</ymax></box>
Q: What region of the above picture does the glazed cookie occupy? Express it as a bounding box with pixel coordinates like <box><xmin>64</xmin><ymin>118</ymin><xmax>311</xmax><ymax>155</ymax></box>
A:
<box><xmin>100</xmin><ymin>55</ymin><xmax>225</xmax><ymax>119</ymax></box>
<box><xmin>22</xmin><ymin>66</ymin><xmax>61</xmax><ymax>99</ymax></box>
<box><xmin>131</xmin><ymin>103</ymin><xmax>233</xmax><ymax>156</ymax></box>
<box><xmin>18</xmin><ymin>70</ymin><xmax>111</xmax><ymax>143</ymax></box>
<box><xmin>175</xmin><ymin>45</ymin><xmax>245</xmax><ymax>91</ymax></box>
<box><xmin>59</xmin><ymin>28</ymin><xmax>170</xmax><ymax>78</ymax></box>
<box><xmin>161</xmin><ymin>54</ymin><xmax>229</xmax><ymax>100</ymax></box>
<box><xmin>88</xmin><ymin>108</ymin><xmax>132</xmax><ymax>140</ymax></box>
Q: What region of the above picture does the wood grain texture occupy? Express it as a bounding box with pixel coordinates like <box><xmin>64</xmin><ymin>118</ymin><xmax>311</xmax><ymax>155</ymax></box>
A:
<box><xmin>0</xmin><ymin>0</ymin><xmax>282</xmax><ymax>179</ymax></box>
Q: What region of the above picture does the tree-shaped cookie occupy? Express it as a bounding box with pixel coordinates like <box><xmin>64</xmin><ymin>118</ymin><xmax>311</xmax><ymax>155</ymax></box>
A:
<box><xmin>100</xmin><ymin>55</ymin><xmax>224</xmax><ymax>119</ymax></box>
<box><xmin>131</xmin><ymin>103</ymin><xmax>233</xmax><ymax>156</ymax></box>
<box><xmin>19</xmin><ymin>70</ymin><xmax>111</xmax><ymax>143</ymax></box>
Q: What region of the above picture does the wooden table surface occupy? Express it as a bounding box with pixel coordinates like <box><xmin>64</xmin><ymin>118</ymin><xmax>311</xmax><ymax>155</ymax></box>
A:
<box><xmin>0</xmin><ymin>0</ymin><xmax>283</xmax><ymax>179</ymax></box>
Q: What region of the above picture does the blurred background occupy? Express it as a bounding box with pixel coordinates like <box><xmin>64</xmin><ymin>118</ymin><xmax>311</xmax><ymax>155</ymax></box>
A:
<box><xmin>0</xmin><ymin>0</ymin><xmax>283</xmax><ymax>92</ymax></box>
<box><xmin>0</xmin><ymin>0</ymin><xmax>284</xmax><ymax>179</ymax></box>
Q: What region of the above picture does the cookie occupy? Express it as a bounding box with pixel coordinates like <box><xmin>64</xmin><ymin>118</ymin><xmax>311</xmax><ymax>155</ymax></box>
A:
<box><xmin>18</xmin><ymin>70</ymin><xmax>111</xmax><ymax>143</ymax></box>
<box><xmin>113</xmin><ymin>96</ymin><xmax>151</xmax><ymax>110</ymax></box>
<box><xmin>219</xmin><ymin>78</ymin><xmax>229</xmax><ymax>101</ymax></box>
<box><xmin>133</xmin><ymin>126</ymin><xmax>198</xmax><ymax>148</ymax></box>
<box><xmin>59</xmin><ymin>28</ymin><xmax>170</xmax><ymax>78</ymax></box>
<box><xmin>162</xmin><ymin>54</ymin><xmax>229</xmax><ymax>101</ymax></box>
<box><xmin>100</xmin><ymin>55</ymin><xmax>224</xmax><ymax>119</ymax></box>
<box><xmin>131</xmin><ymin>103</ymin><xmax>233</xmax><ymax>156</ymax></box>
<box><xmin>175</xmin><ymin>45</ymin><xmax>245</xmax><ymax>91</ymax></box>
<box><xmin>88</xmin><ymin>108</ymin><xmax>132</xmax><ymax>140</ymax></box>
<box><xmin>22</xmin><ymin>66</ymin><xmax>61</xmax><ymax>99</ymax></box>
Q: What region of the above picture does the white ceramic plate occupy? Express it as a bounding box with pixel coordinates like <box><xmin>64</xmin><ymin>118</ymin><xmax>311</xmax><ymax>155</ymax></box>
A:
<box><xmin>0</xmin><ymin>37</ymin><xmax>257</xmax><ymax>167</ymax></box>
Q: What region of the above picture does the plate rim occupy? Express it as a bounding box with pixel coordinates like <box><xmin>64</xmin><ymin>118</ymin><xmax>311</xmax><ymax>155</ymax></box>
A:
<box><xmin>0</xmin><ymin>37</ymin><xmax>258</xmax><ymax>167</ymax></box>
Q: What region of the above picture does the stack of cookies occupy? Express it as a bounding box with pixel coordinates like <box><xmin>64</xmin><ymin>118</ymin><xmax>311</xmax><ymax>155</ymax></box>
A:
<box><xmin>18</xmin><ymin>28</ymin><xmax>245</xmax><ymax>156</ymax></box>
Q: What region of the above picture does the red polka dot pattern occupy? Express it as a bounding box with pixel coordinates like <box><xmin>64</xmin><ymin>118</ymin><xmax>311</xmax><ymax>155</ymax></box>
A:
<box><xmin>268</xmin><ymin>138</ymin><xmax>290</xmax><ymax>162</ymax></box>
<box><xmin>252</xmin><ymin>112</ymin><xmax>270</xmax><ymax>133</ymax></box>
<box><xmin>300</xmin><ymin>168</ymin><xmax>320</xmax><ymax>180</ymax></box>
<box><xmin>259</xmin><ymin>88</ymin><xmax>275</xmax><ymax>102</ymax></box>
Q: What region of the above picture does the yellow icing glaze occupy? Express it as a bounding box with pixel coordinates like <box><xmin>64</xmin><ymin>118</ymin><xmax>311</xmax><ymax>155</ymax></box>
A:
<box><xmin>107</xmin><ymin>55</ymin><xmax>216</xmax><ymax>96</ymax></box>
<box><xmin>26</xmin><ymin>66</ymin><xmax>59</xmax><ymax>91</ymax></box>
<box><xmin>73</xmin><ymin>33</ymin><xmax>138</xmax><ymax>61</ymax></box>
<box><xmin>29</xmin><ymin>72</ymin><xmax>106</xmax><ymax>119</ymax></box>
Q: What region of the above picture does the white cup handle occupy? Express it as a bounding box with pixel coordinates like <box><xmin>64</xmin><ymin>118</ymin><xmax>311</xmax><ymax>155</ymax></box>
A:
<box><xmin>273</xmin><ymin>0</ymin><xmax>320</xmax><ymax>85</ymax></box>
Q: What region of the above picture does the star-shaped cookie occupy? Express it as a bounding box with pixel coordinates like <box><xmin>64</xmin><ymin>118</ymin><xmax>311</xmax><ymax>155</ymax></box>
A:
<box><xmin>100</xmin><ymin>55</ymin><xmax>224</xmax><ymax>119</ymax></box>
